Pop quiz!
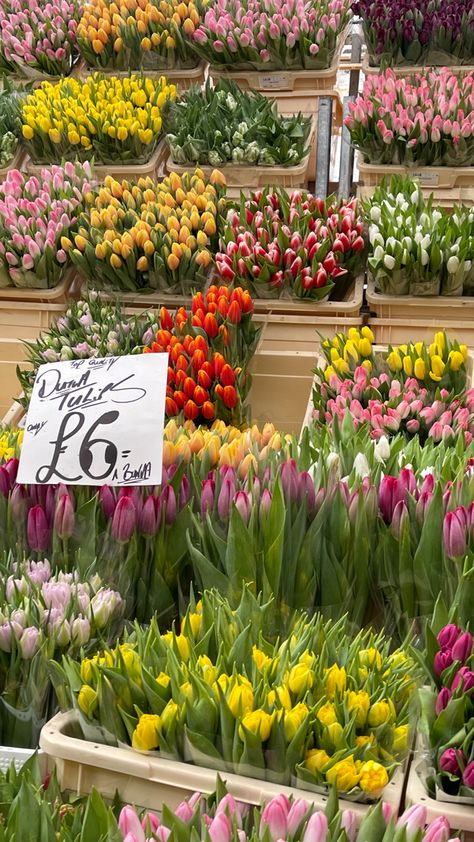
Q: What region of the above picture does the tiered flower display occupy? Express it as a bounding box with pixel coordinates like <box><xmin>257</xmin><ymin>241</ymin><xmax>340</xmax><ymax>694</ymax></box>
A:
<box><xmin>191</xmin><ymin>0</ymin><xmax>350</xmax><ymax>70</ymax></box>
<box><xmin>60</xmin><ymin>587</ymin><xmax>418</xmax><ymax>798</ymax></box>
<box><xmin>164</xmin><ymin>80</ymin><xmax>312</xmax><ymax>167</ymax></box>
<box><xmin>419</xmin><ymin>617</ymin><xmax>474</xmax><ymax>802</ymax></box>
<box><xmin>346</xmin><ymin>69</ymin><xmax>474</xmax><ymax>167</ymax></box>
<box><xmin>363</xmin><ymin>178</ymin><xmax>474</xmax><ymax>296</ymax></box>
<box><xmin>0</xmin><ymin>0</ymin><xmax>80</xmax><ymax>78</ymax></box>
<box><xmin>0</xmin><ymin>162</ymin><xmax>93</xmax><ymax>290</ymax></box>
<box><xmin>216</xmin><ymin>189</ymin><xmax>365</xmax><ymax>300</ymax></box>
<box><xmin>21</xmin><ymin>75</ymin><xmax>176</xmax><ymax>165</ymax></box>
<box><xmin>77</xmin><ymin>0</ymin><xmax>201</xmax><ymax>70</ymax></box>
<box><xmin>63</xmin><ymin>170</ymin><xmax>224</xmax><ymax>293</ymax></box>
<box><xmin>353</xmin><ymin>0</ymin><xmax>474</xmax><ymax>67</ymax></box>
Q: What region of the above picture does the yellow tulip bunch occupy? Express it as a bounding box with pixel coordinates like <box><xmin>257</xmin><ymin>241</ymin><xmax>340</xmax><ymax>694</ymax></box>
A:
<box><xmin>385</xmin><ymin>332</ymin><xmax>468</xmax><ymax>385</ymax></box>
<box><xmin>64</xmin><ymin>588</ymin><xmax>419</xmax><ymax>799</ymax></box>
<box><xmin>21</xmin><ymin>74</ymin><xmax>176</xmax><ymax>165</ymax></box>
<box><xmin>0</xmin><ymin>427</ymin><xmax>23</xmax><ymax>464</ymax></box>
<box><xmin>62</xmin><ymin>169</ymin><xmax>225</xmax><ymax>293</ymax></box>
<box><xmin>77</xmin><ymin>0</ymin><xmax>201</xmax><ymax>69</ymax></box>
<box><xmin>321</xmin><ymin>326</ymin><xmax>375</xmax><ymax>382</ymax></box>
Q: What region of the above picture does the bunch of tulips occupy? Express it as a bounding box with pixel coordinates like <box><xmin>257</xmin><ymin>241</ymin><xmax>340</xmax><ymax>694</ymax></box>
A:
<box><xmin>59</xmin><ymin>586</ymin><xmax>418</xmax><ymax>799</ymax></box>
<box><xmin>418</xmin><ymin>618</ymin><xmax>474</xmax><ymax>802</ymax></box>
<box><xmin>363</xmin><ymin>178</ymin><xmax>474</xmax><ymax>296</ymax></box>
<box><xmin>0</xmin><ymin>80</ymin><xmax>23</xmax><ymax>169</ymax></box>
<box><xmin>64</xmin><ymin>170</ymin><xmax>224</xmax><ymax>294</ymax></box>
<box><xmin>191</xmin><ymin>0</ymin><xmax>350</xmax><ymax>70</ymax></box>
<box><xmin>354</xmin><ymin>0</ymin><xmax>474</xmax><ymax>67</ymax></box>
<box><xmin>216</xmin><ymin>189</ymin><xmax>365</xmax><ymax>300</ymax></box>
<box><xmin>0</xmin><ymin>0</ymin><xmax>80</xmax><ymax>78</ymax></box>
<box><xmin>0</xmin><ymin>556</ymin><xmax>123</xmax><ymax>747</ymax></box>
<box><xmin>144</xmin><ymin>284</ymin><xmax>260</xmax><ymax>425</ymax></box>
<box><xmin>346</xmin><ymin>69</ymin><xmax>474</xmax><ymax>167</ymax></box>
<box><xmin>0</xmin><ymin>162</ymin><xmax>93</xmax><ymax>290</ymax></box>
<box><xmin>77</xmin><ymin>0</ymin><xmax>201</xmax><ymax>70</ymax></box>
<box><xmin>21</xmin><ymin>74</ymin><xmax>176</xmax><ymax>165</ymax></box>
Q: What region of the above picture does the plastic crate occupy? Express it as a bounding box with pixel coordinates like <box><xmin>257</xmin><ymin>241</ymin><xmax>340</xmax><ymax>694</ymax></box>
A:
<box><xmin>367</xmin><ymin>277</ymin><xmax>474</xmax><ymax>347</ymax></box>
<box><xmin>77</xmin><ymin>61</ymin><xmax>207</xmax><ymax>90</ymax></box>
<box><xmin>2</xmin><ymin>399</ymin><xmax>24</xmax><ymax>427</ymax></box>
<box><xmin>405</xmin><ymin>751</ymin><xmax>474</xmax><ymax>830</ymax></box>
<box><xmin>24</xmin><ymin>140</ymin><xmax>167</xmax><ymax>184</ymax></box>
<box><xmin>357</xmin><ymin>158</ymin><xmax>474</xmax><ymax>209</ymax></box>
<box><xmin>40</xmin><ymin>711</ymin><xmax>405</xmax><ymax>818</ymax></box>
<box><xmin>164</xmin><ymin>114</ymin><xmax>317</xmax><ymax>194</ymax></box>
<box><xmin>0</xmin><ymin>146</ymin><xmax>25</xmax><ymax>181</ymax></box>
<box><xmin>0</xmin><ymin>267</ymin><xmax>79</xmax><ymax>305</ymax></box>
<box><xmin>362</xmin><ymin>55</ymin><xmax>474</xmax><ymax>77</ymax></box>
<box><xmin>249</xmin><ymin>275</ymin><xmax>363</xmax><ymax>317</ymax></box>
<box><xmin>0</xmin><ymin>746</ymin><xmax>37</xmax><ymax>773</ymax></box>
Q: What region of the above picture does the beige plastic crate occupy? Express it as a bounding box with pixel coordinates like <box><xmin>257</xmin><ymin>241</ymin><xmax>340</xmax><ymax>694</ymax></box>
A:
<box><xmin>362</xmin><ymin>55</ymin><xmax>474</xmax><ymax>77</ymax></box>
<box><xmin>405</xmin><ymin>751</ymin><xmax>474</xmax><ymax>830</ymax></box>
<box><xmin>24</xmin><ymin>140</ymin><xmax>167</xmax><ymax>183</ymax></box>
<box><xmin>2</xmin><ymin>399</ymin><xmax>24</xmax><ymax>427</ymax></box>
<box><xmin>77</xmin><ymin>61</ymin><xmax>207</xmax><ymax>90</ymax></box>
<box><xmin>0</xmin><ymin>267</ymin><xmax>79</xmax><ymax>305</ymax></box>
<box><xmin>0</xmin><ymin>146</ymin><xmax>25</xmax><ymax>181</ymax></box>
<box><xmin>357</xmin><ymin>157</ymin><xmax>474</xmax><ymax>208</ymax></box>
<box><xmin>165</xmin><ymin>114</ymin><xmax>317</xmax><ymax>193</ymax></box>
<box><xmin>250</xmin><ymin>275</ymin><xmax>363</xmax><ymax>317</ymax></box>
<box><xmin>40</xmin><ymin>711</ymin><xmax>405</xmax><ymax>818</ymax></box>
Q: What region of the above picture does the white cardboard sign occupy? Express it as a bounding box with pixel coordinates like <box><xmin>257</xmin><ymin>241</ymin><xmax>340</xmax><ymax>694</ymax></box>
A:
<box><xmin>17</xmin><ymin>354</ymin><xmax>168</xmax><ymax>486</ymax></box>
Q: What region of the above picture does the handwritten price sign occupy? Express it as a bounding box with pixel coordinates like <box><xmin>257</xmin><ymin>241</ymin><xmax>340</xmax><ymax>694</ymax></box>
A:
<box><xmin>17</xmin><ymin>354</ymin><xmax>168</xmax><ymax>486</ymax></box>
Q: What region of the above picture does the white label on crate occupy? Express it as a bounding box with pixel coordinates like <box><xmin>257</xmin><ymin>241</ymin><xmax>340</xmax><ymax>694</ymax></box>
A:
<box><xmin>412</xmin><ymin>171</ymin><xmax>439</xmax><ymax>186</ymax></box>
<box><xmin>259</xmin><ymin>73</ymin><xmax>291</xmax><ymax>90</ymax></box>
<box><xmin>17</xmin><ymin>353</ymin><xmax>168</xmax><ymax>486</ymax></box>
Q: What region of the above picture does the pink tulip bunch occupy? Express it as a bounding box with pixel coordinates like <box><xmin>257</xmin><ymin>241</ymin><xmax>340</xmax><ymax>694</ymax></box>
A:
<box><xmin>315</xmin><ymin>366</ymin><xmax>474</xmax><ymax>443</ymax></box>
<box><xmin>0</xmin><ymin>0</ymin><xmax>80</xmax><ymax>78</ymax></box>
<box><xmin>346</xmin><ymin>69</ymin><xmax>474</xmax><ymax>166</ymax></box>
<box><xmin>0</xmin><ymin>161</ymin><xmax>93</xmax><ymax>290</ymax></box>
<box><xmin>191</xmin><ymin>0</ymin><xmax>350</xmax><ymax>70</ymax></box>
<box><xmin>216</xmin><ymin>188</ymin><xmax>365</xmax><ymax>300</ymax></box>
<box><xmin>118</xmin><ymin>787</ymin><xmax>458</xmax><ymax>842</ymax></box>
<box><xmin>425</xmin><ymin>622</ymin><xmax>474</xmax><ymax>797</ymax></box>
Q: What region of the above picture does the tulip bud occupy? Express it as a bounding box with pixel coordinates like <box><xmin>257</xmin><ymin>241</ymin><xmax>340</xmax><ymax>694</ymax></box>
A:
<box><xmin>201</xmin><ymin>479</ymin><xmax>215</xmax><ymax>518</ymax></box>
<box><xmin>54</xmin><ymin>493</ymin><xmax>75</xmax><ymax>540</ymax></box>
<box><xmin>233</xmin><ymin>491</ymin><xmax>251</xmax><ymax>525</ymax></box>
<box><xmin>280</xmin><ymin>460</ymin><xmax>299</xmax><ymax>504</ymax></box>
<box><xmin>4</xmin><ymin>458</ymin><xmax>19</xmax><ymax>485</ymax></box>
<box><xmin>302</xmin><ymin>811</ymin><xmax>328</xmax><ymax>842</ymax></box>
<box><xmin>90</xmin><ymin>588</ymin><xmax>122</xmax><ymax>629</ymax></box>
<box><xmin>286</xmin><ymin>800</ymin><xmax>310</xmax><ymax>836</ymax></box>
<box><xmin>424</xmin><ymin>816</ymin><xmax>450</xmax><ymax>842</ymax></box>
<box><xmin>397</xmin><ymin>805</ymin><xmax>428</xmax><ymax>841</ymax></box>
<box><xmin>443</xmin><ymin>510</ymin><xmax>467</xmax><ymax>559</ymax></box>
<box><xmin>10</xmin><ymin>485</ymin><xmax>29</xmax><ymax>522</ymax></box>
<box><xmin>260</xmin><ymin>796</ymin><xmax>288</xmax><ymax>842</ymax></box>
<box><xmin>209</xmin><ymin>812</ymin><xmax>231</xmax><ymax>842</ymax></box>
<box><xmin>298</xmin><ymin>472</ymin><xmax>316</xmax><ymax>516</ymax></box>
<box><xmin>378</xmin><ymin>476</ymin><xmax>404</xmax><ymax>523</ymax></box>
<box><xmin>141</xmin><ymin>812</ymin><xmax>160</xmax><ymax>833</ymax></box>
<box><xmin>27</xmin><ymin>505</ymin><xmax>50</xmax><ymax>552</ymax></box>
<box><xmin>391</xmin><ymin>499</ymin><xmax>408</xmax><ymax>539</ymax></box>
<box><xmin>451</xmin><ymin>666</ymin><xmax>474</xmax><ymax>694</ymax></box>
<box><xmin>99</xmin><ymin>486</ymin><xmax>116</xmax><ymax>520</ymax></box>
<box><xmin>111</xmin><ymin>496</ymin><xmax>137</xmax><ymax>543</ymax></box>
<box><xmin>452</xmin><ymin>631</ymin><xmax>473</xmax><ymax>663</ymax></box>
<box><xmin>139</xmin><ymin>496</ymin><xmax>159</xmax><ymax>537</ymax></box>
<box><xmin>19</xmin><ymin>627</ymin><xmax>40</xmax><ymax>659</ymax></box>
<box><xmin>0</xmin><ymin>467</ymin><xmax>10</xmax><ymax>498</ymax></box>
<box><xmin>439</xmin><ymin>748</ymin><xmax>464</xmax><ymax>776</ymax></box>
<box><xmin>463</xmin><ymin>760</ymin><xmax>474</xmax><ymax>789</ymax></box>
<box><xmin>435</xmin><ymin>687</ymin><xmax>451</xmax><ymax>715</ymax></box>
<box><xmin>438</xmin><ymin>624</ymin><xmax>461</xmax><ymax>650</ymax></box>
<box><xmin>217</xmin><ymin>477</ymin><xmax>234</xmax><ymax>521</ymax></box>
<box><xmin>71</xmin><ymin>616</ymin><xmax>91</xmax><ymax>646</ymax></box>
<box><xmin>260</xmin><ymin>489</ymin><xmax>272</xmax><ymax>519</ymax></box>
<box><xmin>434</xmin><ymin>649</ymin><xmax>453</xmax><ymax>677</ymax></box>
<box><xmin>340</xmin><ymin>810</ymin><xmax>357</xmax><ymax>842</ymax></box>
<box><xmin>119</xmin><ymin>806</ymin><xmax>145</xmax><ymax>842</ymax></box>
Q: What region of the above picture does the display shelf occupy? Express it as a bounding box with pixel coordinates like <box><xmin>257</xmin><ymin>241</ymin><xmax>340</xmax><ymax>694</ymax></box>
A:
<box><xmin>357</xmin><ymin>157</ymin><xmax>474</xmax><ymax>209</ymax></box>
<box><xmin>24</xmin><ymin>139</ymin><xmax>168</xmax><ymax>183</ymax></box>
<box><xmin>77</xmin><ymin>61</ymin><xmax>207</xmax><ymax>90</ymax></box>
<box><xmin>361</xmin><ymin>55</ymin><xmax>474</xmax><ymax>77</ymax></box>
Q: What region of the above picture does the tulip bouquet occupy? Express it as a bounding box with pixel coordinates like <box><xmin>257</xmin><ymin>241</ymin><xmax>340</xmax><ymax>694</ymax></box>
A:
<box><xmin>417</xmin><ymin>614</ymin><xmax>474</xmax><ymax>804</ymax></box>
<box><xmin>21</xmin><ymin>75</ymin><xmax>176</xmax><ymax>165</ymax></box>
<box><xmin>0</xmin><ymin>427</ymin><xmax>23</xmax><ymax>464</ymax></box>
<box><xmin>0</xmin><ymin>161</ymin><xmax>93</xmax><ymax>290</ymax></box>
<box><xmin>117</xmin><ymin>781</ymin><xmax>459</xmax><ymax>842</ymax></box>
<box><xmin>0</xmin><ymin>0</ymin><xmax>80</xmax><ymax>79</ymax></box>
<box><xmin>57</xmin><ymin>586</ymin><xmax>418</xmax><ymax>799</ymax></box>
<box><xmin>144</xmin><ymin>284</ymin><xmax>260</xmax><ymax>425</ymax></box>
<box><xmin>0</xmin><ymin>80</ymin><xmax>24</xmax><ymax>170</ymax></box>
<box><xmin>191</xmin><ymin>0</ymin><xmax>350</xmax><ymax>71</ymax></box>
<box><xmin>164</xmin><ymin>80</ymin><xmax>312</xmax><ymax>167</ymax></box>
<box><xmin>346</xmin><ymin>69</ymin><xmax>474</xmax><ymax>167</ymax></box>
<box><xmin>0</xmin><ymin>557</ymin><xmax>123</xmax><ymax>747</ymax></box>
<box><xmin>353</xmin><ymin>0</ymin><xmax>474</xmax><ymax>67</ymax></box>
<box><xmin>216</xmin><ymin>189</ymin><xmax>365</xmax><ymax>300</ymax></box>
<box><xmin>64</xmin><ymin>170</ymin><xmax>224</xmax><ymax>294</ymax></box>
<box><xmin>77</xmin><ymin>0</ymin><xmax>201</xmax><ymax>70</ymax></box>
<box><xmin>363</xmin><ymin>178</ymin><xmax>474</xmax><ymax>296</ymax></box>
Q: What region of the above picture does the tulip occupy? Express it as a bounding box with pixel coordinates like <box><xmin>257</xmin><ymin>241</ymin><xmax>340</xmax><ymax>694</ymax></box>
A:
<box><xmin>435</xmin><ymin>687</ymin><xmax>451</xmax><ymax>715</ymax></box>
<box><xmin>260</xmin><ymin>489</ymin><xmax>272</xmax><ymax>519</ymax></box>
<box><xmin>280</xmin><ymin>460</ymin><xmax>299</xmax><ymax>504</ymax></box>
<box><xmin>463</xmin><ymin>760</ymin><xmax>474</xmax><ymax>789</ymax></box>
<box><xmin>141</xmin><ymin>812</ymin><xmax>160</xmax><ymax>833</ymax></box>
<box><xmin>451</xmin><ymin>666</ymin><xmax>474</xmax><ymax>694</ymax></box>
<box><xmin>119</xmin><ymin>806</ymin><xmax>145</xmax><ymax>842</ymax></box>
<box><xmin>99</xmin><ymin>486</ymin><xmax>116</xmax><ymax>520</ymax></box>
<box><xmin>286</xmin><ymin>800</ymin><xmax>310</xmax><ymax>836</ymax></box>
<box><xmin>378</xmin><ymin>475</ymin><xmax>405</xmax><ymax>523</ymax></box>
<box><xmin>233</xmin><ymin>491</ymin><xmax>251</xmax><ymax>525</ymax></box>
<box><xmin>10</xmin><ymin>484</ymin><xmax>29</xmax><ymax>522</ymax></box>
<box><xmin>139</xmin><ymin>496</ymin><xmax>159</xmax><ymax>537</ymax></box>
<box><xmin>260</xmin><ymin>796</ymin><xmax>288</xmax><ymax>841</ymax></box>
<box><xmin>397</xmin><ymin>805</ymin><xmax>428</xmax><ymax>840</ymax></box>
<box><xmin>27</xmin><ymin>505</ymin><xmax>50</xmax><ymax>552</ymax></box>
<box><xmin>302</xmin><ymin>812</ymin><xmax>328</xmax><ymax>842</ymax></box>
<box><xmin>438</xmin><ymin>624</ymin><xmax>461</xmax><ymax>650</ymax></box>
<box><xmin>434</xmin><ymin>650</ymin><xmax>453</xmax><ymax>677</ymax></box>
<box><xmin>452</xmin><ymin>631</ymin><xmax>473</xmax><ymax>663</ymax></box>
<box><xmin>217</xmin><ymin>477</ymin><xmax>234</xmax><ymax>521</ymax></box>
<box><xmin>209</xmin><ymin>812</ymin><xmax>231</xmax><ymax>842</ymax></box>
<box><xmin>111</xmin><ymin>496</ymin><xmax>137</xmax><ymax>543</ymax></box>
<box><xmin>71</xmin><ymin>617</ymin><xmax>91</xmax><ymax>647</ymax></box>
<box><xmin>391</xmin><ymin>499</ymin><xmax>408</xmax><ymax>539</ymax></box>
<box><xmin>439</xmin><ymin>748</ymin><xmax>464</xmax><ymax>776</ymax></box>
<box><xmin>340</xmin><ymin>811</ymin><xmax>357</xmax><ymax>842</ymax></box>
<box><xmin>424</xmin><ymin>817</ymin><xmax>450</xmax><ymax>842</ymax></box>
<box><xmin>162</xmin><ymin>486</ymin><xmax>177</xmax><ymax>525</ymax></box>
<box><xmin>19</xmin><ymin>627</ymin><xmax>41</xmax><ymax>659</ymax></box>
<box><xmin>53</xmin><ymin>493</ymin><xmax>75</xmax><ymax>540</ymax></box>
<box><xmin>201</xmin><ymin>479</ymin><xmax>215</xmax><ymax>518</ymax></box>
<box><xmin>443</xmin><ymin>510</ymin><xmax>467</xmax><ymax>559</ymax></box>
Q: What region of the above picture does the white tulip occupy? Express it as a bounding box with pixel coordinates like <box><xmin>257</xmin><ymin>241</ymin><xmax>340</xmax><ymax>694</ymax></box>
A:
<box><xmin>421</xmin><ymin>235</ymin><xmax>431</xmax><ymax>249</ymax></box>
<box><xmin>465</xmin><ymin>260</ymin><xmax>472</xmax><ymax>272</ymax></box>
<box><xmin>396</xmin><ymin>192</ymin><xmax>405</xmax><ymax>205</ymax></box>
<box><xmin>411</xmin><ymin>189</ymin><xmax>420</xmax><ymax>203</ymax></box>
<box><xmin>370</xmin><ymin>206</ymin><xmax>381</xmax><ymax>223</ymax></box>
<box><xmin>386</xmin><ymin>236</ymin><xmax>397</xmax><ymax>249</ymax></box>
<box><xmin>447</xmin><ymin>255</ymin><xmax>460</xmax><ymax>274</ymax></box>
<box><xmin>374</xmin><ymin>435</ymin><xmax>391</xmax><ymax>462</ymax></box>
<box><xmin>402</xmin><ymin>236</ymin><xmax>413</xmax><ymax>250</ymax></box>
<box><xmin>383</xmin><ymin>254</ymin><xmax>396</xmax><ymax>270</ymax></box>
<box><xmin>353</xmin><ymin>453</ymin><xmax>370</xmax><ymax>479</ymax></box>
<box><xmin>414</xmin><ymin>231</ymin><xmax>423</xmax><ymax>244</ymax></box>
<box><xmin>433</xmin><ymin>211</ymin><xmax>442</xmax><ymax>223</ymax></box>
<box><xmin>401</xmin><ymin>201</ymin><xmax>409</xmax><ymax>211</ymax></box>
<box><xmin>401</xmin><ymin>249</ymin><xmax>409</xmax><ymax>265</ymax></box>
<box><xmin>374</xmin><ymin>245</ymin><xmax>385</xmax><ymax>261</ymax></box>
<box><xmin>421</xmin><ymin>248</ymin><xmax>429</xmax><ymax>266</ymax></box>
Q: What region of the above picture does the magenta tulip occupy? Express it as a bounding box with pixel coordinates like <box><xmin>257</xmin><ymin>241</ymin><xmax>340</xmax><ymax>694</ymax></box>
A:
<box><xmin>27</xmin><ymin>505</ymin><xmax>50</xmax><ymax>552</ymax></box>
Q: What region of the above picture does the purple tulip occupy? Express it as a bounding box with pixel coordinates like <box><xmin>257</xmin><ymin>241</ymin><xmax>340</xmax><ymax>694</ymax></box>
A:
<box><xmin>53</xmin><ymin>493</ymin><xmax>75</xmax><ymax>540</ymax></box>
<box><xmin>27</xmin><ymin>505</ymin><xmax>50</xmax><ymax>552</ymax></box>
<box><xmin>99</xmin><ymin>486</ymin><xmax>116</xmax><ymax>520</ymax></box>
<box><xmin>399</xmin><ymin>467</ymin><xmax>417</xmax><ymax>495</ymax></box>
<box><xmin>302</xmin><ymin>811</ymin><xmax>328</xmax><ymax>842</ymax></box>
<box><xmin>0</xmin><ymin>467</ymin><xmax>10</xmax><ymax>498</ymax></box>
<box><xmin>260</xmin><ymin>796</ymin><xmax>288</xmax><ymax>842</ymax></box>
<box><xmin>201</xmin><ymin>479</ymin><xmax>215</xmax><ymax>518</ymax></box>
<box><xmin>233</xmin><ymin>491</ymin><xmax>251</xmax><ymax>525</ymax></box>
<box><xmin>451</xmin><ymin>666</ymin><xmax>474</xmax><ymax>694</ymax></box>
<box><xmin>280</xmin><ymin>460</ymin><xmax>299</xmax><ymax>504</ymax></box>
<box><xmin>298</xmin><ymin>471</ymin><xmax>316</xmax><ymax>516</ymax></box>
<box><xmin>435</xmin><ymin>687</ymin><xmax>452</xmax><ymax>715</ymax></box>
<box><xmin>378</xmin><ymin>475</ymin><xmax>405</xmax><ymax>523</ymax></box>
<box><xmin>180</xmin><ymin>476</ymin><xmax>191</xmax><ymax>508</ymax></box>
<box><xmin>217</xmin><ymin>477</ymin><xmax>234</xmax><ymax>521</ymax></box>
<box><xmin>162</xmin><ymin>486</ymin><xmax>177</xmax><ymax>525</ymax></box>
<box><xmin>434</xmin><ymin>649</ymin><xmax>453</xmax><ymax>677</ymax></box>
<box><xmin>391</xmin><ymin>499</ymin><xmax>408</xmax><ymax>539</ymax></box>
<box><xmin>18</xmin><ymin>627</ymin><xmax>40</xmax><ymax>659</ymax></box>
<box><xmin>438</xmin><ymin>624</ymin><xmax>461</xmax><ymax>650</ymax></box>
<box><xmin>45</xmin><ymin>485</ymin><xmax>56</xmax><ymax>524</ymax></box>
<box><xmin>259</xmin><ymin>488</ymin><xmax>272</xmax><ymax>519</ymax></box>
<box><xmin>463</xmin><ymin>760</ymin><xmax>474</xmax><ymax>789</ymax></box>
<box><xmin>111</xmin><ymin>496</ymin><xmax>137</xmax><ymax>543</ymax></box>
<box><xmin>443</xmin><ymin>510</ymin><xmax>467</xmax><ymax>559</ymax></box>
<box><xmin>439</xmin><ymin>748</ymin><xmax>464</xmax><ymax>777</ymax></box>
<box><xmin>416</xmin><ymin>490</ymin><xmax>433</xmax><ymax>523</ymax></box>
<box><xmin>452</xmin><ymin>631</ymin><xmax>473</xmax><ymax>663</ymax></box>
<box><xmin>3</xmin><ymin>458</ymin><xmax>19</xmax><ymax>484</ymax></box>
<box><xmin>10</xmin><ymin>484</ymin><xmax>29</xmax><ymax>522</ymax></box>
<box><xmin>139</xmin><ymin>496</ymin><xmax>158</xmax><ymax>537</ymax></box>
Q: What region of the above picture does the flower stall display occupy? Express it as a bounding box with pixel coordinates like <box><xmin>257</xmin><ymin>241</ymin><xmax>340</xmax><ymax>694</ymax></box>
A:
<box><xmin>21</xmin><ymin>75</ymin><xmax>176</xmax><ymax>167</ymax></box>
<box><xmin>353</xmin><ymin>0</ymin><xmax>474</xmax><ymax>68</ymax></box>
<box><xmin>0</xmin><ymin>161</ymin><xmax>93</xmax><ymax>290</ymax></box>
<box><xmin>363</xmin><ymin>178</ymin><xmax>474</xmax><ymax>297</ymax></box>
<box><xmin>190</xmin><ymin>0</ymin><xmax>350</xmax><ymax>72</ymax></box>
<box><xmin>346</xmin><ymin>69</ymin><xmax>474</xmax><ymax>168</ymax></box>
<box><xmin>216</xmin><ymin>189</ymin><xmax>365</xmax><ymax>301</ymax></box>
<box><xmin>62</xmin><ymin>170</ymin><xmax>224</xmax><ymax>294</ymax></box>
<box><xmin>164</xmin><ymin>80</ymin><xmax>312</xmax><ymax>168</ymax></box>
<box><xmin>0</xmin><ymin>0</ymin><xmax>80</xmax><ymax>79</ymax></box>
<box><xmin>0</xmin><ymin>80</ymin><xmax>24</xmax><ymax>174</ymax></box>
<box><xmin>77</xmin><ymin>0</ymin><xmax>201</xmax><ymax>71</ymax></box>
<box><xmin>57</xmin><ymin>585</ymin><xmax>419</xmax><ymax>800</ymax></box>
<box><xmin>0</xmin><ymin>557</ymin><xmax>123</xmax><ymax>747</ymax></box>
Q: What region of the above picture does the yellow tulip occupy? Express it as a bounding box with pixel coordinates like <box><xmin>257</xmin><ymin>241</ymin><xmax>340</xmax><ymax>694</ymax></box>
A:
<box><xmin>305</xmin><ymin>749</ymin><xmax>331</xmax><ymax>775</ymax></box>
<box><xmin>132</xmin><ymin>713</ymin><xmax>161</xmax><ymax>751</ymax></box>
<box><xmin>156</xmin><ymin>671</ymin><xmax>170</xmax><ymax>688</ymax></box>
<box><xmin>239</xmin><ymin>709</ymin><xmax>273</xmax><ymax>741</ymax></box>
<box><xmin>358</xmin><ymin>338</ymin><xmax>372</xmax><ymax>358</ymax></box>
<box><xmin>288</xmin><ymin>663</ymin><xmax>314</xmax><ymax>696</ymax></box>
<box><xmin>434</xmin><ymin>331</ymin><xmax>446</xmax><ymax>356</ymax></box>
<box><xmin>227</xmin><ymin>682</ymin><xmax>254</xmax><ymax>717</ymax></box>
<box><xmin>325</xmin><ymin>664</ymin><xmax>346</xmax><ymax>699</ymax></box>
<box><xmin>414</xmin><ymin>358</ymin><xmax>426</xmax><ymax>379</ymax></box>
<box><xmin>161</xmin><ymin>700</ymin><xmax>178</xmax><ymax>731</ymax></box>
<box><xmin>387</xmin><ymin>350</ymin><xmax>402</xmax><ymax>372</ymax></box>
<box><xmin>392</xmin><ymin>724</ymin><xmax>409</xmax><ymax>754</ymax></box>
<box><xmin>346</xmin><ymin>690</ymin><xmax>370</xmax><ymax>728</ymax></box>
<box><xmin>162</xmin><ymin>631</ymin><xmax>189</xmax><ymax>661</ymax></box>
<box><xmin>326</xmin><ymin>756</ymin><xmax>360</xmax><ymax>791</ymax></box>
<box><xmin>252</xmin><ymin>646</ymin><xmax>272</xmax><ymax>671</ymax></box>
<box><xmin>317</xmin><ymin>701</ymin><xmax>338</xmax><ymax>727</ymax></box>
<box><xmin>358</xmin><ymin>648</ymin><xmax>382</xmax><ymax>668</ymax></box>
<box><xmin>78</xmin><ymin>684</ymin><xmax>97</xmax><ymax>718</ymax></box>
<box><xmin>358</xmin><ymin>760</ymin><xmax>388</xmax><ymax>793</ymax></box>
<box><xmin>368</xmin><ymin>699</ymin><xmax>394</xmax><ymax>727</ymax></box>
<box><xmin>283</xmin><ymin>703</ymin><xmax>309</xmax><ymax>741</ymax></box>
<box><xmin>361</xmin><ymin>326</ymin><xmax>375</xmax><ymax>342</ymax></box>
<box><xmin>449</xmin><ymin>350</ymin><xmax>464</xmax><ymax>371</ymax></box>
<box><xmin>403</xmin><ymin>355</ymin><xmax>413</xmax><ymax>376</ymax></box>
<box><xmin>430</xmin><ymin>354</ymin><xmax>445</xmax><ymax>379</ymax></box>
